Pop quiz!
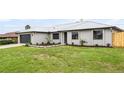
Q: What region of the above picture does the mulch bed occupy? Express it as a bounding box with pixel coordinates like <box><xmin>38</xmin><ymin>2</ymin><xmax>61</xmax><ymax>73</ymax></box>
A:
<box><xmin>28</xmin><ymin>44</ymin><xmax>61</xmax><ymax>48</ymax></box>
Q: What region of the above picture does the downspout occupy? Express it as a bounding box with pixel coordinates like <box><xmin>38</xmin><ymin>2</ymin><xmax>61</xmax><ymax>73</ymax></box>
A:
<box><xmin>110</xmin><ymin>28</ymin><xmax>113</xmax><ymax>46</ymax></box>
<box><xmin>92</xmin><ymin>30</ymin><xmax>94</xmax><ymax>45</ymax></box>
<box><xmin>103</xmin><ymin>29</ymin><xmax>105</xmax><ymax>46</ymax></box>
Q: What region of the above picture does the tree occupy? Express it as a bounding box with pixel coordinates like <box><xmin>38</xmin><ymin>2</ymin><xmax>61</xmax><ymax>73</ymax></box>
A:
<box><xmin>25</xmin><ymin>25</ymin><xmax>31</xmax><ymax>30</ymax></box>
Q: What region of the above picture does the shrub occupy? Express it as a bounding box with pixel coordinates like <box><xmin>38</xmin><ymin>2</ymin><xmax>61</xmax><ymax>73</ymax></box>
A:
<box><xmin>41</xmin><ymin>42</ymin><xmax>44</xmax><ymax>45</ymax></box>
<box><xmin>25</xmin><ymin>43</ymin><xmax>30</xmax><ymax>47</ymax></box>
<box><xmin>29</xmin><ymin>42</ymin><xmax>32</xmax><ymax>45</ymax></box>
<box><xmin>47</xmin><ymin>41</ymin><xmax>50</xmax><ymax>45</ymax></box>
<box><xmin>107</xmin><ymin>43</ymin><xmax>111</xmax><ymax>47</ymax></box>
<box><xmin>95</xmin><ymin>44</ymin><xmax>99</xmax><ymax>47</ymax></box>
<box><xmin>53</xmin><ymin>42</ymin><xmax>55</xmax><ymax>45</ymax></box>
<box><xmin>0</xmin><ymin>40</ymin><xmax>15</xmax><ymax>45</ymax></box>
<box><xmin>72</xmin><ymin>42</ymin><xmax>74</xmax><ymax>45</ymax></box>
<box><xmin>80</xmin><ymin>40</ymin><xmax>87</xmax><ymax>46</ymax></box>
<box><xmin>36</xmin><ymin>43</ymin><xmax>39</xmax><ymax>46</ymax></box>
<box><xmin>65</xmin><ymin>43</ymin><xmax>68</xmax><ymax>45</ymax></box>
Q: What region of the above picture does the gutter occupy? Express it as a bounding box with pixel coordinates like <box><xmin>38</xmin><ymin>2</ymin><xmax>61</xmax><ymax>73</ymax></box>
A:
<box><xmin>57</xmin><ymin>26</ymin><xmax>124</xmax><ymax>32</ymax></box>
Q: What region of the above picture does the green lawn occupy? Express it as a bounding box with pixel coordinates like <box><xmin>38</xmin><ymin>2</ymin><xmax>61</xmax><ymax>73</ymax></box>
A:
<box><xmin>0</xmin><ymin>46</ymin><xmax>124</xmax><ymax>72</ymax></box>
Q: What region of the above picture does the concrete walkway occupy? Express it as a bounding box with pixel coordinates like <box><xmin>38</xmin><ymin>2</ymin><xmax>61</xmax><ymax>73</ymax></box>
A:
<box><xmin>0</xmin><ymin>44</ymin><xmax>25</xmax><ymax>49</ymax></box>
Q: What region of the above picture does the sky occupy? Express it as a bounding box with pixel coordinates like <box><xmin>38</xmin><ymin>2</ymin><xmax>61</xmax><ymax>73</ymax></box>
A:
<box><xmin>0</xmin><ymin>19</ymin><xmax>124</xmax><ymax>34</ymax></box>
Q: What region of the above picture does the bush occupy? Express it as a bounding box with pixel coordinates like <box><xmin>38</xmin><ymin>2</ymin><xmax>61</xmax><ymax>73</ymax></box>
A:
<box><xmin>80</xmin><ymin>40</ymin><xmax>87</xmax><ymax>46</ymax></box>
<box><xmin>65</xmin><ymin>42</ymin><xmax>68</xmax><ymax>45</ymax></box>
<box><xmin>53</xmin><ymin>42</ymin><xmax>55</xmax><ymax>45</ymax></box>
<box><xmin>25</xmin><ymin>43</ymin><xmax>30</xmax><ymax>47</ymax></box>
<box><xmin>95</xmin><ymin>44</ymin><xmax>99</xmax><ymax>47</ymax></box>
<box><xmin>107</xmin><ymin>43</ymin><xmax>111</xmax><ymax>47</ymax></box>
<box><xmin>36</xmin><ymin>43</ymin><xmax>39</xmax><ymax>46</ymax></box>
<box><xmin>0</xmin><ymin>40</ymin><xmax>15</xmax><ymax>45</ymax></box>
<box><xmin>58</xmin><ymin>42</ymin><xmax>61</xmax><ymax>44</ymax></box>
<box><xmin>41</xmin><ymin>42</ymin><xmax>44</xmax><ymax>45</ymax></box>
<box><xmin>47</xmin><ymin>41</ymin><xmax>50</xmax><ymax>45</ymax></box>
<box><xmin>72</xmin><ymin>42</ymin><xmax>74</xmax><ymax>45</ymax></box>
<box><xmin>29</xmin><ymin>42</ymin><xmax>32</xmax><ymax>45</ymax></box>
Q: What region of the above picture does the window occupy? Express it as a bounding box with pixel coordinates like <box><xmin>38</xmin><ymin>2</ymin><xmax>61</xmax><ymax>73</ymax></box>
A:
<box><xmin>93</xmin><ymin>30</ymin><xmax>103</xmax><ymax>40</ymax></box>
<box><xmin>72</xmin><ymin>32</ymin><xmax>78</xmax><ymax>39</ymax></box>
<box><xmin>53</xmin><ymin>33</ymin><xmax>59</xmax><ymax>39</ymax></box>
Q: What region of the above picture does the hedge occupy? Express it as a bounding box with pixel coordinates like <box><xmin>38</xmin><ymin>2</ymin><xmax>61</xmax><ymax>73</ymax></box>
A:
<box><xmin>0</xmin><ymin>40</ymin><xmax>15</xmax><ymax>45</ymax></box>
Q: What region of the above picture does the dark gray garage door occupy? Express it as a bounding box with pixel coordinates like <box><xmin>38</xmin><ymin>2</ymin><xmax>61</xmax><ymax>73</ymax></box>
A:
<box><xmin>20</xmin><ymin>34</ymin><xmax>31</xmax><ymax>43</ymax></box>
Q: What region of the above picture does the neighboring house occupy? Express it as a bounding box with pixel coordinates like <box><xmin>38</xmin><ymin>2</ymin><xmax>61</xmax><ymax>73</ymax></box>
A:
<box><xmin>18</xmin><ymin>21</ymin><xmax>123</xmax><ymax>46</ymax></box>
<box><xmin>0</xmin><ymin>32</ymin><xmax>18</xmax><ymax>42</ymax></box>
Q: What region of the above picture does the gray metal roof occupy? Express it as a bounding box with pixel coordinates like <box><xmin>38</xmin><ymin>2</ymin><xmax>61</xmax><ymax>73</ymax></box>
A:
<box><xmin>19</xmin><ymin>21</ymin><xmax>123</xmax><ymax>33</ymax></box>
<box><xmin>53</xmin><ymin>21</ymin><xmax>114</xmax><ymax>31</ymax></box>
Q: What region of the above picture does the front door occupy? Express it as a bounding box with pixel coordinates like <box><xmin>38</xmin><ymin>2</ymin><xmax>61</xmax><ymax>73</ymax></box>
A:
<box><xmin>64</xmin><ymin>32</ymin><xmax>67</xmax><ymax>44</ymax></box>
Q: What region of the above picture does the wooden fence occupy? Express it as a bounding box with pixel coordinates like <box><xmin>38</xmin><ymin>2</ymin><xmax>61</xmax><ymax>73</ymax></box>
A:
<box><xmin>112</xmin><ymin>32</ymin><xmax>124</xmax><ymax>47</ymax></box>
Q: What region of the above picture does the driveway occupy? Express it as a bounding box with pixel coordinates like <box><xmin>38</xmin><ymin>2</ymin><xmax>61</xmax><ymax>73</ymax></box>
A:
<box><xmin>0</xmin><ymin>44</ymin><xmax>25</xmax><ymax>49</ymax></box>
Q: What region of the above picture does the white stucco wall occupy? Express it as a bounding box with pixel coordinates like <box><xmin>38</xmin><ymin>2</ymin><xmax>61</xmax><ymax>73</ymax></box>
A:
<box><xmin>60</xmin><ymin>32</ymin><xmax>64</xmax><ymax>44</ymax></box>
<box><xmin>18</xmin><ymin>28</ymin><xmax>114</xmax><ymax>46</ymax></box>
<box><xmin>67</xmin><ymin>31</ymin><xmax>93</xmax><ymax>45</ymax></box>
<box><xmin>80</xmin><ymin>30</ymin><xmax>93</xmax><ymax>45</ymax></box>
<box><xmin>52</xmin><ymin>39</ymin><xmax>60</xmax><ymax>43</ymax></box>
<box><xmin>93</xmin><ymin>29</ymin><xmax>112</xmax><ymax>46</ymax></box>
<box><xmin>18</xmin><ymin>34</ymin><xmax>20</xmax><ymax>43</ymax></box>
<box><xmin>51</xmin><ymin>33</ymin><xmax>61</xmax><ymax>44</ymax></box>
<box><xmin>67</xmin><ymin>32</ymin><xmax>72</xmax><ymax>44</ymax></box>
<box><xmin>66</xmin><ymin>28</ymin><xmax>113</xmax><ymax>46</ymax></box>
<box><xmin>104</xmin><ymin>29</ymin><xmax>112</xmax><ymax>46</ymax></box>
<box><xmin>67</xmin><ymin>32</ymin><xmax>80</xmax><ymax>45</ymax></box>
<box><xmin>31</xmin><ymin>33</ymin><xmax>48</xmax><ymax>44</ymax></box>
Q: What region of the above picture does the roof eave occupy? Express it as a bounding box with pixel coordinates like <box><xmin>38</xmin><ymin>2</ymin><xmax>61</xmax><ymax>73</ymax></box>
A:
<box><xmin>57</xmin><ymin>26</ymin><xmax>114</xmax><ymax>32</ymax></box>
<box><xmin>17</xmin><ymin>31</ymin><xmax>50</xmax><ymax>34</ymax></box>
<box><xmin>111</xmin><ymin>26</ymin><xmax>124</xmax><ymax>31</ymax></box>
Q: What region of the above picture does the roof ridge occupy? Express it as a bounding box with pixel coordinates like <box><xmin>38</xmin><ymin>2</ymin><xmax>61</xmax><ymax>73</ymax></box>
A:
<box><xmin>53</xmin><ymin>21</ymin><xmax>114</xmax><ymax>28</ymax></box>
<box><xmin>85</xmin><ymin>21</ymin><xmax>113</xmax><ymax>27</ymax></box>
<box><xmin>52</xmin><ymin>21</ymin><xmax>80</xmax><ymax>27</ymax></box>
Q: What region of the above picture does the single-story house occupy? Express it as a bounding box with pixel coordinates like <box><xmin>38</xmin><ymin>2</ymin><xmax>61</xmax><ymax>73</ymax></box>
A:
<box><xmin>18</xmin><ymin>21</ymin><xmax>123</xmax><ymax>46</ymax></box>
<box><xmin>0</xmin><ymin>32</ymin><xmax>18</xmax><ymax>42</ymax></box>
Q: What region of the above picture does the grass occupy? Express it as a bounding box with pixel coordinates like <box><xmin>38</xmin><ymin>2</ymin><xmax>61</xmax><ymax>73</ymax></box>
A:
<box><xmin>0</xmin><ymin>46</ymin><xmax>124</xmax><ymax>72</ymax></box>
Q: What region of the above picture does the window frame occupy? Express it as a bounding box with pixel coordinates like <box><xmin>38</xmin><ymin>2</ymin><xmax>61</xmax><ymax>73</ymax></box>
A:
<box><xmin>53</xmin><ymin>32</ymin><xmax>59</xmax><ymax>39</ymax></box>
<box><xmin>93</xmin><ymin>30</ymin><xmax>103</xmax><ymax>40</ymax></box>
<box><xmin>72</xmin><ymin>32</ymin><xmax>79</xmax><ymax>40</ymax></box>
